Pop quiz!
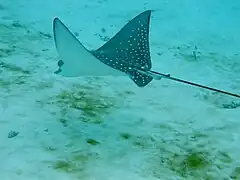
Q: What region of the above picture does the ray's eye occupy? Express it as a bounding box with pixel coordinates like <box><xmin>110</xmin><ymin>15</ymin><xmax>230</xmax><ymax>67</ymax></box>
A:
<box><xmin>58</xmin><ymin>60</ymin><xmax>64</xmax><ymax>67</ymax></box>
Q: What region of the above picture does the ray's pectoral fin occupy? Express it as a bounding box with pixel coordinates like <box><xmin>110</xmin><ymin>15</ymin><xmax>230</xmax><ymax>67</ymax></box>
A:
<box><xmin>92</xmin><ymin>10</ymin><xmax>154</xmax><ymax>87</ymax></box>
<box><xmin>53</xmin><ymin>18</ymin><xmax>125</xmax><ymax>77</ymax></box>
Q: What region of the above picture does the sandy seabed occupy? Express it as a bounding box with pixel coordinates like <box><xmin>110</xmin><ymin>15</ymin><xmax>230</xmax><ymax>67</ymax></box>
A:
<box><xmin>0</xmin><ymin>0</ymin><xmax>240</xmax><ymax>179</ymax></box>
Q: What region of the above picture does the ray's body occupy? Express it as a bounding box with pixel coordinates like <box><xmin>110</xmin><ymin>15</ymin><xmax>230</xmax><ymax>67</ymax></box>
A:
<box><xmin>53</xmin><ymin>10</ymin><xmax>239</xmax><ymax>98</ymax></box>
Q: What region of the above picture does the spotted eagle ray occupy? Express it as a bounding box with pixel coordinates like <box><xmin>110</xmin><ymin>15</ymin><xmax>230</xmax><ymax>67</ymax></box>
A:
<box><xmin>53</xmin><ymin>10</ymin><xmax>239</xmax><ymax>98</ymax></box>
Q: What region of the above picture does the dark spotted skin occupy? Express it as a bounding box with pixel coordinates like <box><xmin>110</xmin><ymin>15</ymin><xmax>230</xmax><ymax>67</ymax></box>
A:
<box><xmin>91</xmin><ymin>10</ymin><xmax>153</xmax><ymax>87</ymax></box>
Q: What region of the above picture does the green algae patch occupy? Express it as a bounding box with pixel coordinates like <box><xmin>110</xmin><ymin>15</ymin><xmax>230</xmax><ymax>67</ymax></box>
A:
<box><xmin>0</xmin><ymin>74</ymin><xmax>29</xmax><ymax>90</ymax></box>
<box><xmin>53</xmin><ymin>160</ymin><xmax>73</xmax><ymax>172</ymax></box>
<box><xmin>147</xmin><ymin>141</ymin><xmax>235</xmax><ymax>179</ymax></box>
<box><xmin>86</xmin><ymin>138</ymin><xmax>100</xmax><ymax>146</ymax></box>
<box><xmin>48</xmin><ymin>85</ymin><xmax>116</xmax><ymax>125</ymax></box>
<box><xmin>182</xmin><ymin>151</ymin><xmax>210</xmax><ymax>169</ymax></box>
<box><xmin>51</xmin><ymin>151</ymin><xmax>99</xmax><ymax>179</ymax></box>
<box><xmin>119</xmin><ymin>132</ymin><xmax>132</xmax><ymax>140</ymax></box>
<box><xmin>165</xmin><ymin>151</ymin><xmax>211</xmax><ymax>177</ymax></box>
<box><xmin>231</xmin><ymin>167</ymin><xmax>240</xmax><ymax>179</ymax></box>
<box><xmin>149</xmin><ymin>150</ymin><xmax>212</xmax><ymax>179</ymax></box>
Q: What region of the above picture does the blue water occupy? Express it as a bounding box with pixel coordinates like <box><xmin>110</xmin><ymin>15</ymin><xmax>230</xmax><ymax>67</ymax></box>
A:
<box><xmin>0</xmin><ymin>0</ymin><xmax>239</xmax><ymax>179</ymax></box>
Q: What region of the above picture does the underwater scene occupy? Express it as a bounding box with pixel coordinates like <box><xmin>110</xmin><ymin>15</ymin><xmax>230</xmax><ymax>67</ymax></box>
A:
<box><xmin>0</xmin><ymin>0</ymin><xmax>240</xmax><ymax>179</ymax></box>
